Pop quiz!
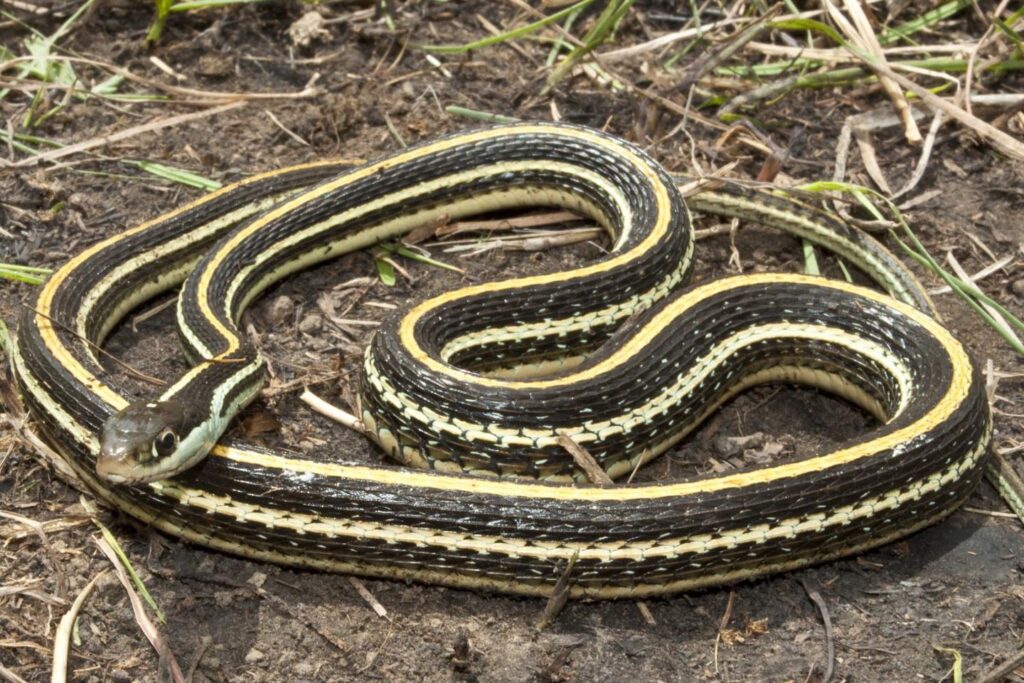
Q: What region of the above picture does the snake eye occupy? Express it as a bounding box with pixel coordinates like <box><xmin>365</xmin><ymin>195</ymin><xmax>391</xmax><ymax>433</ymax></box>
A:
<box><xmin>153</xmin><ymin>428</ymin><xmax>178</xmax><ymax>458</ymax></box>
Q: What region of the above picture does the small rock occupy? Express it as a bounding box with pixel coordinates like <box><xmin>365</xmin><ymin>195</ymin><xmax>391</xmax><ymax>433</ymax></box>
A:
<box><xmin>196</xmin><ymin>53</ymin><xmax>233</xmax><ymax>79</ymax></box>
<box><xmin>244</xmin><ymin>648</ymin><xmax>265</xmax><ymax>663</ymax></box>
<box><xmin>299</xmin><ymin>311</ymin><xmax>322</xmax><ymax>334</ymax></box>
<box><xmin>1011</xmin><ymin>279</ymin><xmax>1024</xmax><ymax>297</ymax></box>
<box><xmin>288</xmin><ymin>11</ymin><xmax>329</xmax><ymax>47</ymax></box>
<box><xmin>713</xmin><ymin>432</ymin><xmax>766</xmax><ymax>457</ymax></box>
<box><xmin>265</xmin><ymin>295</ymin><xmax>295</xmax><ymax>326</ymax></box>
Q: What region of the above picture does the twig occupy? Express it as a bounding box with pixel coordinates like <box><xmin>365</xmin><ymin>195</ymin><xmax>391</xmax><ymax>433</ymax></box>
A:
<box><xmin>536</xmin><ymin>551</ymin><xmax>578</xmax><ymax>629</ymax></box>
<box><xmin>556</xmin><ymin>435</ymin><xmax>612</xmax><ymax>484</ymax></box>
<box><xmin>300</xmin><ymin>389</ymin><xmax>364</xmax><ymax>432</ymax></box>
<box><xmin>979</xmin><ymin>645</ymin><xmax>1024</xmax><ymax>682</ymax></box>
<box><xmin>636</xmin><ymin>601</ymin><xmax>657</xmax><ymax>625</ymax></box>
<box><xmin>801</xmin><ymin>579</ymin><xmax>835</xmax><ymax>683</ymax></box>
<box><xmin>348</xmin><ymin>577</ymin><xmax>388</xmax><ymax>618</ymax></box>
<box><xmin>712</xmin><ymin>589</ymin><xmax>735</xmax><ymax>674</ymax></box>
<box><xmin>264</xmin><ymin>110</ymin><xmax>310</xmax><ymax>147</ymax></box>
<box><xmin>52</xmin><ymin>571</ymin><xmax>107</xmax><ymax>683</ymax></box>
<box><xmin>23</xmin><ymin>304</ymin><xmax>165</xmax><ymax>385</ymax></box>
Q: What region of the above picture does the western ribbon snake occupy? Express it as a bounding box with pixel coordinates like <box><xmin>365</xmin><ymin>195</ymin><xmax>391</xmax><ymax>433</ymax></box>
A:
<box><xmin>11</xmin><ymin>123</ymin><xmax>991</xmax><ymax>598</ymax></box>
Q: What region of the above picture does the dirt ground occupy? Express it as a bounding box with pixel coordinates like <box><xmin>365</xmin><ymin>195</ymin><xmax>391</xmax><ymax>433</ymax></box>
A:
<box><xmin>1</xmin><ymin>2</ymin><xmax>1023</xmax><ymax>682</ymax></box>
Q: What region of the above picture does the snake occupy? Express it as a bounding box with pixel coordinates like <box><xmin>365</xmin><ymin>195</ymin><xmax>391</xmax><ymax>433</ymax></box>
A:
<box><xmin>10</xmin><ymin>122</ymin><xmax>991</xmax><ymax>598</ymax></box>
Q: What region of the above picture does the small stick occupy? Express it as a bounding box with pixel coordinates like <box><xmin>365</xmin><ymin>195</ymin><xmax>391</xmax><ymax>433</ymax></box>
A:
<box><xmin>264</xmin><ymin>110</ymin><xmax>310</xmax><ymax>147</ymax></box>
<box><xmin>801</xmin><ymin>579</ymin><xmax>835</xmax><ymax>683</ymax></box>
<box><xmin>712</xmin><ymin>589</ymin><xmax>735</xmax><ymax>674</ymax></box>
<box><xmin>24</xmin><ymin>304</ymin><xmax>166</xmax><ymax>385</ymax></box>
<box><xmin>979</xmin><ymin>645</ymin><xmax>1024</xmax><ymax>682</ymax></box>
<box><xmin>536</xmin><ymin>551</ymin><xmax>578</xmax><ymax>629</ymax></box>
<box><xmin>636</xmin><ymin>601</ymin><xmax>657</xmax><ymax>626</ymax></box>
<box><xmin>556</xmin><ymin>435</ymin><xmax>612</xmax><ymax>484</ymax></box>
<box><xmin>131</xmin><ymin>297</ymin><xmax>176</xmax><ymax>331</ymax></box>
<box><xmin>300</xmin><ymin>389</ymin><xmax>364</xmax><ymax>432</ymax></box>
<box><xmin>348</xmin><ymin>577</ymin><xmax>388</xmax><ymax>618</ymax></box>
<box><xmin>52</xmin><ymin>571</ymin><xmax>107</xmax><ymax>683</ymax></box>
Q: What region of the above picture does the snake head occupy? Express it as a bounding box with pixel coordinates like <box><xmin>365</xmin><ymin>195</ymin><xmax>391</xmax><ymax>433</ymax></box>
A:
<box><xmin>98</xmin><ymin>399</ymin><xmax>195</xmax><ymax>484</ymax></box>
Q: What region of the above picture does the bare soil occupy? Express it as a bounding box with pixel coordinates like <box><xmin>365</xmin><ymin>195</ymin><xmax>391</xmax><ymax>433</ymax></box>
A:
<box><xmin>2</xmin><ymin>3</ymin><xmax>1023</xmax><ymax>682</ymax></box>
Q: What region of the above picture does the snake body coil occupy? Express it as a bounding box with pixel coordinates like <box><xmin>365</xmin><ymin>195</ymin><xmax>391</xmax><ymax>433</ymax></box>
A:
<box><xmin>12</xmin><ymin>123</ymin><xmax>991</xmax><ymax>598</ymax></box>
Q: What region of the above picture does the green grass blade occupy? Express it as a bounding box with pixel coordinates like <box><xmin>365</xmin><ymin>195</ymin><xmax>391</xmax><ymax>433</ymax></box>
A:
<box><xmin>419</xmin><ymin>0</ymin><xmax>597</xmax><ymax>54</ymax></box>
<box><xmin>379</xmin><ymin>242</ymin><xmax>463</xmax><ymax>274</ymax></box>
<box><xmin>0</xmin><ymin>263</ymin><xmax>52</xmax><ymax>285</ymax></box>
<box><xmin>133</xmin><ymin>161</ymin><xmax>222</xmax><ymax>190</ymax></box>
<box><xmin>933</xmin><ymin>645</ymin><xmax>963</xmax><ymax>683</ymax></box>
<box><xmin>798</xmin><ymin>180</ymin><xmax>1024</xmax><ymax>357</ymax></box>
<box><xmin>879</xmin><ymin>0</ymin><xmax>971</xmax><ymax>45</ymax></box>
<box><xmin>94</xmin><ymin>521</ymin><xmax>166</xmax><ymax>624</ymax></box>
<box><xmin>374</xmin><ymin>256</ymin><xmax>396</xmax><ymax>286</ymax></box>
<box><xmin>445</xmin><ymin>105</ymin><xmax>519</xmax><ymax>123</ymax></box>
<box><xmin>801</xmin><ymin>240</ymin><xmax>820</xmax><ymax>275</ymax></box>
<box><xmin>547</xmin><ymin>0</ymin><xmax>634</xmax><ymax>91</ymax></box>
<box><xmin>168</xmin><ymin>0</ymin><xmax>268</xmax><ymax>11</ymax></box>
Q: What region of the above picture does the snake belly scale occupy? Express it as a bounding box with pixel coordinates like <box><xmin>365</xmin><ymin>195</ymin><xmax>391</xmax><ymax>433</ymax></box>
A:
<box><xmin>11</xmin><ymin>122</ymin><xmax>991</xmax><ymax>598</ymax></box>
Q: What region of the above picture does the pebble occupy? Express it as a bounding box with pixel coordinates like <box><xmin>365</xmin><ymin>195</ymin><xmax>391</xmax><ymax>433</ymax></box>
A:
<box><xmin>298</xmin><ymin>311</ymin><xmax>322</xmax><ymax>334</ymax></box>
<box><xmin>1011</xmin><ymin>279</ymin><xmax>1024</xmax><ymax>297</ymax></box>
<box><xmin>244</xmin><ymin>648</ymin><xmax>265</xmax><ymax>663</ymax></box>
<box><xmin>265</xmin><ymin>295</ymin><xmax>295</xmax><ymax>326</ymax></box>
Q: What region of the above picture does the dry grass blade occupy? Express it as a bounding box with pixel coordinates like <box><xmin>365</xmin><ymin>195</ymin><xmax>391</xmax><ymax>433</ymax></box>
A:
<box><xmin>0</xmin><ymin>54</ymin><xmax>321</xmax><ymax>103</ymax></box>
<box><xmin>861</xmin><ymin>57</ymin><xmax>1024</xmax><ymax>161</ymax></box>
<box><xmin>833</xmin><ymin>0</ymin><xmax>922</xmax><ymax>142</ymax></box>
<box><xmin>437</xmin><ymin>210</ymin><xmax>581</xmax><ymax>237</ymax></box>
<box><xmin>0</xmin><ymin>659</ymin><xmax>30</xmax><ymax>683</ymax></box>
<box><xmin>931</xmin><ymin>253</ymin><xmax>1014</xmax><ymax>295</ymax></box>
<box><xmin>93</xmin><ymin>534</ymin><xmax>186</xmax><ymax>683</ymax></box>
<box><xmin>0</xmin><ymin>510</ymin><xmax>68</xmax><ymax>598</ymax></box>
<box><xmin>51</xmin><ymin>570</ymin><xmax>106</xmax><ymax>683</ymax></box>
<box><xmin>946</xmin><ymin>252</ymin><xmax>1023</xmax><ymax>348</ymax></box>
<box><xmin>599</xmin><ymin>16</ymin><xmax>745</xmax><ymax>61</ymax></box>
<box><xmin>13</xmin><ymin>101</ymin><xmax>245</xmax><ymax>167</ymax></box>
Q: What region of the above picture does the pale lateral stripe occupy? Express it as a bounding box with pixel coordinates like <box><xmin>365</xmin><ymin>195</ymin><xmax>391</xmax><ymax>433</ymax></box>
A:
<box><xmin>150</xmin><ymin>430</ymin><xmax>988</xmax><ymax>564</ymax></box>
<box><xmin>214</xmin><ymin>274</ymin><xmax>973</xmax><ymax>502</ymax></box>
<box><xmin>367</xmin><ymin>322</ymin><xmax>913</xmax><ymax>449</ymax></box>
<box><xmin>218</xmin><ymin>159</ymin><xmax>634</xmax><ymax>332</ymax></box>
<box><xmin>80</xmin><ymin>193</ymin><xmax>297</xmax><ymax>349</ymax></box>
<box><xmin>194</xmin><ymin>125</ymin><xmax>672</xmax><ymax>359</ymax></box>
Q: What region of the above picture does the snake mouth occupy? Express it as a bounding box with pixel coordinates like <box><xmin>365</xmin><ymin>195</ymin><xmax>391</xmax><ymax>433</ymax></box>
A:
<box><xmin>96</xmin><ymin>444</ymin><xmax>146</xmax><ymax>484</ymax></box>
